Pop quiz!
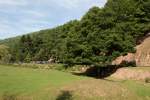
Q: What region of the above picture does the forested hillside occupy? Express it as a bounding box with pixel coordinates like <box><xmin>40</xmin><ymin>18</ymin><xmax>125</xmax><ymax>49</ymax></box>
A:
<box><xmin>0</xmin><ymin>0</ymin><xmax>150</xmax><ymax>67</ymax></box>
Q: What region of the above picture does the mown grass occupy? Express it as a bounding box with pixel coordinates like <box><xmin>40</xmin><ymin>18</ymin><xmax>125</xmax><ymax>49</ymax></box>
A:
<box><xmin>123</xmin><ymin>80</ymin><xmax>150</xmax><ymax>97</ymax></box>
<box><xmin>0</xmin><ymin>65</ymin><xmax>149</xmax><ymax>100</ymax></box>
<box><xmin>0</xmin><ymin>65</ymin><xmax>85</xmax><ymax>94</ymax></box>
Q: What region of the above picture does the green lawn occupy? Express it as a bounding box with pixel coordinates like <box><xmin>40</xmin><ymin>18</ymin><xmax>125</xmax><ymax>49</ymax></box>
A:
<box><xmin>0</xmin><ymin>65</ymin><xmax>85</xmax><ymax>94</ymax></box>
<box><xmin>0</xmin><ymin>65</ymin><xmax>150</xmax><ymax>100</ymax></box>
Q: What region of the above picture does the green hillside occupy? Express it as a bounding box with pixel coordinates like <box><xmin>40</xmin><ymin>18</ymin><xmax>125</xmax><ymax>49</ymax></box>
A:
<box><xmin>0</xmin><ymin>0</ymin><xmax>150</xmax><ymax>67</ymax></box>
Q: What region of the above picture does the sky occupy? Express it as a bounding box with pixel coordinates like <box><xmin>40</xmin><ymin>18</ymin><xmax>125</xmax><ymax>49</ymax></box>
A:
<box><xmin>0</xmin><ymin>0</ymin><xmax>107</xmax><ymax>39</ymax></box>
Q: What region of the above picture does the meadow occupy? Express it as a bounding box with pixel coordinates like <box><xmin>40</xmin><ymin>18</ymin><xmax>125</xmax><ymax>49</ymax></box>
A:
<box><xmin>0</xmin><ymin>65</ymin><xmax>150</xmax><ymax>100</ymax></box>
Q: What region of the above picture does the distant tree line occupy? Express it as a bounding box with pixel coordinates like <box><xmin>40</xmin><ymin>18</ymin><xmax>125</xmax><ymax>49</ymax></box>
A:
<box><xmin>0</xmin><ymin>45</ymin><xmax>11</xmax><ymax>64</ymax></box>
<box><xmin>1</xmin><ymin>0</ymin><xmax>150</xmax><ymax>67</ymax></box>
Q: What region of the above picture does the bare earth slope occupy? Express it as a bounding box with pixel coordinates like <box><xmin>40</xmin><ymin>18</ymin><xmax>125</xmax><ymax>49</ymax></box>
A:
<box><xmin>111</xmin><ymin>67</ymin><xmax>150</xmax><ymax>81</ymax></box>
<box><xmin>136</xmin><ymin>36</ymin><xmax>150</xmax><ymax>66</ymax></box>
<box><xmin>113</xmin><ymin>35</ymin><xmax>150</xmax><ymax>67</ymax></box>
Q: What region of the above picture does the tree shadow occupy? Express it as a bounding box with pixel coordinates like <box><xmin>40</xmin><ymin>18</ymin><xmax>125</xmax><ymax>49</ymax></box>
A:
<box><xmin>72</xmin><ymin>65</ymin><xmax>120</xmax><ymax>79</ymax></box>
<box><xmin>56</xmin><ymin>91</ymin><xmax>73</xmax><ymax>100</ymax></box>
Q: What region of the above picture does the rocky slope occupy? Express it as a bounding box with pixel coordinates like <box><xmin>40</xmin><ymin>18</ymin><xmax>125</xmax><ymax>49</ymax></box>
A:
<box><xmin>112</xmin><ymin>34</ymin><xmax>150</xmax><ymax>67</ymax></box>
<box><xmin>136</xmin><ymin>35</ymin><xmax>150</xmax><ymax>66</ymax></box>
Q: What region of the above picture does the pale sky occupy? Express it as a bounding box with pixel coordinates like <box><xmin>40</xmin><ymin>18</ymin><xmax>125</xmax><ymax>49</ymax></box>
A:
<box><xmin>0</xmin><ymin>0</ymin><xmax>107</xmax><ymax>39</ymax></box>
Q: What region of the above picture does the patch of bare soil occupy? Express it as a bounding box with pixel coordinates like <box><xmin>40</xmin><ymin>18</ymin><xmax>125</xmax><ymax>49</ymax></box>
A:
<box><xmin>111</xmin><ymin>67</ymin><xmax>150</xmax><ymax>81</ymax></box>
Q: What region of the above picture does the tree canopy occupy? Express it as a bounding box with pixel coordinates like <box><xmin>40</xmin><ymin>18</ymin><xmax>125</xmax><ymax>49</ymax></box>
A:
<box><xmin>1</xmin><ymin>0</ymin><xmax>150</xmax><ymax>67</ymax></box>
<box><xmin>0</xmin><ymin>45</ymin><xmax>11</xmax><ymax>63</ymax></box>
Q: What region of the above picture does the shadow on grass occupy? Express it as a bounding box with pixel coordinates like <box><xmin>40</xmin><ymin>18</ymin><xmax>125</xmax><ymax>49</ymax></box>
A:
<box><xmin>56</xmin><ymin>91</ymin><xmax>73</xmax><ymax>100</ymax></box>
<box><xmin>2</xmin><ymin>93</ymin><xmax>17</xmax><ymax>100</ymax></box>
<box><xmin>72</xmin><ymin>65</ymin><xmax>119</xmax><ymax>79</ymax></box>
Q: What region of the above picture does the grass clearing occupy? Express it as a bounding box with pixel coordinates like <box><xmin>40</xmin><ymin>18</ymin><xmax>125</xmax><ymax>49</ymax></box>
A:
<box><xmin>0</xmin><ymin>65</ymin><xmax>150</xmax><ymax>100</ymax></box>
<box><xmin>0</xmin><ymin>65</ymin><xmax>85</xmax><ymax>94</ymax></box>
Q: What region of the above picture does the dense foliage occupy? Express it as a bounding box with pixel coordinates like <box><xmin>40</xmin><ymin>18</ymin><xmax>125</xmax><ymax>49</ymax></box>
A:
<box><xmin>0</xmin><ymin>45</ymin><xmax>11</xmax><ymax>63</ymax></box>
<box><xmin>1</xmin><ymin>0</ymin><xmax>150</xmax><ymax>67</ymax></box>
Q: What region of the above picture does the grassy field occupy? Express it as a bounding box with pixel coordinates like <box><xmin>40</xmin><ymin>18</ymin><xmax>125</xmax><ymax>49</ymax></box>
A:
<box><xmin>0</xmin><ymin>65</ymin><xmax>150</xmax><ymax>100</ymax></box>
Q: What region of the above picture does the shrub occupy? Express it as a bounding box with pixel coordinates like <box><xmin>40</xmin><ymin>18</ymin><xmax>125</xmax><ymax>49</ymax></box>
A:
<box><xmin>120</xmin><ymin>60</ymin><xmax>136</xmax><ymax>67</ymax></box>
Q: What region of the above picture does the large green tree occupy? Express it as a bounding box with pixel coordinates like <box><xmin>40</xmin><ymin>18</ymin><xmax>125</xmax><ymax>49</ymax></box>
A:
<box><xmin>1</xmin><ymin>0</ymin><xmax>150</xmax><ymax>67</ymax></box>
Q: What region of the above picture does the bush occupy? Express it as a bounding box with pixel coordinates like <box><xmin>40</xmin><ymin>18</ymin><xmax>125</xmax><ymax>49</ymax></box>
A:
<box><xmin>120</xmin><ymin>60</ymin><xmax>136</xmax><ymax>67</ymax></box>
